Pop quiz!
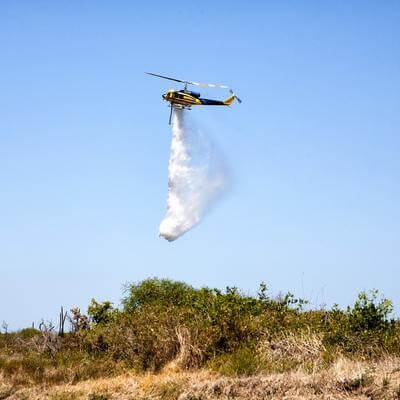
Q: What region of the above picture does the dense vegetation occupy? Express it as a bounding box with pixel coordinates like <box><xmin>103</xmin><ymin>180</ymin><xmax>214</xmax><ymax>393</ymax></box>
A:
<box><xmin>1</xmin><ymin>278</ymin><xmax>399</xmax><ymax>388</ymax></box>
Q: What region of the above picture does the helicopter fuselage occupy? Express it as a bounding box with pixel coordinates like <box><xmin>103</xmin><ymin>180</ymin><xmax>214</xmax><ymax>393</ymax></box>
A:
<box><xmin>146</xmin><ymin>72</ymin><xmax>240</xmax><ymax>124</ymax></box>
<box><xmin>162</xmin><ymin>89</ymin><xmax>229</xmax><ymax>108</ymax></box>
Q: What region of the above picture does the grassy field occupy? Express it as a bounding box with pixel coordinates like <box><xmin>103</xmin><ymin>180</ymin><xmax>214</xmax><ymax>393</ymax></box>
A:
<box><xmin>1</xmin><ymin>278</ymin><xmax>400</xmax><ymax>399</ymax></box>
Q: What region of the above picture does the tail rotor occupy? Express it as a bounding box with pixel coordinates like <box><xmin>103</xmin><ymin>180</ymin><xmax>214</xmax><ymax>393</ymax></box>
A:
<box><xmin>229</xmin><ymin>89</ymin><xmax>242</xmax><ymax>104</ymax></box>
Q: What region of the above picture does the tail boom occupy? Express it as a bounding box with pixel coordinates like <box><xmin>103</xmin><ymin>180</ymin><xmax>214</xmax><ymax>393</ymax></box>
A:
<box><xmin>198</xmin><ymin>94</ymin><xmax>237</xmax><ymax>106</ymax></box>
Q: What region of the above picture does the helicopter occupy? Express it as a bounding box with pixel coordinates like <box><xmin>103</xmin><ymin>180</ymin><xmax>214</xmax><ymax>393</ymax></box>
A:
<box><xmin>146</xmin><ymin>72</ymin><xmax>242</xmax><ymax>124</ymax></box>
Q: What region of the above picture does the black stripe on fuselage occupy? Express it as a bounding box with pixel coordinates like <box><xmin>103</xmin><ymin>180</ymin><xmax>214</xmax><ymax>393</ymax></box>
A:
<box><xmin>199</xmin><ymin>98</ymin><xmax>225</xmax><ymax>106</ymax></box>
<box><xmin>169</xmin><ymin>99</ymin><xmax>195</xmax><ymax>106</ymax></box>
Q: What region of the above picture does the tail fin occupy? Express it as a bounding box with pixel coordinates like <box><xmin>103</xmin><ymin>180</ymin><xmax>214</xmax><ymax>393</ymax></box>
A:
<box><xmin>224</xmin><ymin>89</ymin><xmax>242</xmax><ymax>106</ymax></box>
<box><xmin>223</xmin><ymin>95</ymin><xmax>235</xmax><ymax>105</ymax></box>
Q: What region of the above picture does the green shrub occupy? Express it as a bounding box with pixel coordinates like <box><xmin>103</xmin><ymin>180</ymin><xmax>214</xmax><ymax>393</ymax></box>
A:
<box><xmin>87</xmin><ymin>299</ymin><xmax>117</xmax><ymax>325</ymax></box>
<box><xmin>210</xmin><ymin>347</ymin><xmax>259</xmax><ymax>376</ymax></box>
<box><xmin>17</xmin><ymin>328</ymin><xmax>40</xmax><ymax>339</ymax></box>
<box><xmin>347</xmin><ymin>290</ymin><xmax>393</xmax><ymax>332</ymax></box>
<box><xmin>322</xmin><ymin>290</ymin><xmax>397</xmax><ymax>356</ymax></box>
<box><xmin>1</xmin><ymin>278</ymin><xmax>400</xmax><ymax>386</ymax></box>
<box><xmin>122</xmin><ymin>278</ymin><xmax>197</xmax><ymax>311</ymax></box>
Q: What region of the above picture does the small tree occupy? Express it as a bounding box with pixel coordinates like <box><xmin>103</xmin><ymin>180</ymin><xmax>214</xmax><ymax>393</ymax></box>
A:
<box><xmin>69</xmin><ymin>308</ymin><xmax>89</xmax><ymax>332</ymax></box>
<box><xmin>88</xmin><ymin>299</ymin><xmax>115</xmax><ymax>325</ymax></box>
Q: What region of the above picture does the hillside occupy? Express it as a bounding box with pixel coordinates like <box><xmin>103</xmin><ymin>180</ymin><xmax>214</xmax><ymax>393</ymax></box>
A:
<box><xmin>1</xmin><ymin>278</ymin><xmax>400</xmax><ymax>399</ymax></box>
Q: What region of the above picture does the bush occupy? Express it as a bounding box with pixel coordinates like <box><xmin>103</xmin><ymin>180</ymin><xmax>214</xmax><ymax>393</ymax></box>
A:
<box><xmin>323</xmin><ymin>290</ymin><xmax>397</xmax><ymax>356</ymax></box>
<box><xmin>122</xmin><ymin>278</ymin><xmax>197</xmax><ymax>311</ymax></box>
<box><xmin>347</xmin><ymin>290</ymin><xmax>393</xmax><ymax>333</ymax></box>
<box><xmin>17</xmin><ymin>328</ymin><xmax>40</xmax><ymax>339</ymax></box>
<box><xmin>88</xmin><ymin>299</ymin><xmax>117</xmax><ymax>325</ymax></box>
<box><xmin>1</xmin><ymin>278</ymin><xmax>400</xmax><ymax>387</ymax></box>
<box><xmin>209</xmin><ymin>347</ymin><xmax>259</xmax><ymax>376</ymax></box>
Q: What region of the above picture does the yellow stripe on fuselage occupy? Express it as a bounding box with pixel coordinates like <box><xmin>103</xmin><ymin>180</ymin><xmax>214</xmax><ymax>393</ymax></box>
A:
<box><xmin>164</xmin><ymin>91</ymin><xmax>202</xmax><ymax>106</ymax></box>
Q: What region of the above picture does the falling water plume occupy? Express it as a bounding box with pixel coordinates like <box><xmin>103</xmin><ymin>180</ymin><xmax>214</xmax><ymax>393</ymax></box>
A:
<box><xmin>159</xmin><ymin>109</ymin><xmax>228</xmax><ymax>241</ymax></box>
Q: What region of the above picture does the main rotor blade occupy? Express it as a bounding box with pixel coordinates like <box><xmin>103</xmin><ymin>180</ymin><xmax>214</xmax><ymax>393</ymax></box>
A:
<box><xmin>146</xmin><ymin>72</ymin><xmax>229</xmax><ymax>90</ymax></box>
<box><xmin>190</xmin><ymin>81</ymin><xmax>229</xmax><ymax>89</ymax></box>
<box><xmin>145</xmin><ymin>72</ymin><xmax>186</xmax><ymax>84</ymax></box>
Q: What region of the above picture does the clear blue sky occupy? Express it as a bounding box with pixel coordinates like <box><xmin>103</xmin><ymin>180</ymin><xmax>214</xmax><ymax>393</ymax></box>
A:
<box><xmin>1</xmin><ymin>1</ymin><xmax>399</xmax><ymax>329</ymax></box>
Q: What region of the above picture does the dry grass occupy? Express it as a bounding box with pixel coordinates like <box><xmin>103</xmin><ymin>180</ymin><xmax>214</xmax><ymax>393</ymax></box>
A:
<box><xmin>258</xmin><ymin>330</ymin><xmax>326</xmax><ymax>363</ymax></box>
<box><xmin>181</xmin><ymin>357</ymin><xmax>400</xmax><ymax>400</ymax></box>
<box><xmin>2</xmin><ymin>357</ymin><xmax>400</xmax><ymax>400</ymax></box>
<box><xmin>256</xmin><ymin>330</ymin><xmax>331</xmax><ymax>373</ymax></box>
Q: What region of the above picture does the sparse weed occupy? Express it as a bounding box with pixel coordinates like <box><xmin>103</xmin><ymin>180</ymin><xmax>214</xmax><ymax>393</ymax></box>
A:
<box><xmin>150</xmin><ymin>381</ymin><xmax>184</xmax><ymax>400</ymax></box>
<box><xmin>382</xmin><ymin>375</ymin><xmax>390</xmax><ymax>389</ymax></box>
<box><xmin>340</xmin><ymin>373</ymin><xmax>374</xmax><ymax>392</ymax></box>
<box><xmin>88</xmin><ymin>394</ymin><xmax>109</xmax><ymax>400</ymax></box>
<box><xmin>0</xmin><ymin>387</ymin><xmax>15</xmax><ymax>400</ymax></box>
<box><xmin>51</xmin><ymin>392</ymin><xmax>83</xmax><ymax>400</ymax></box>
